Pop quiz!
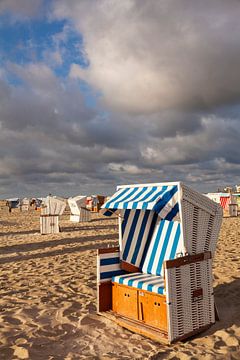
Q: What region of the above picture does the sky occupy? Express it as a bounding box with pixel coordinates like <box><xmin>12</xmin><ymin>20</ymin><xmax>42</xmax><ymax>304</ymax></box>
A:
<box><xmin>0</xmin><ymin>0</ymin><xmax>240</xmax><ymax>198</ymax></box>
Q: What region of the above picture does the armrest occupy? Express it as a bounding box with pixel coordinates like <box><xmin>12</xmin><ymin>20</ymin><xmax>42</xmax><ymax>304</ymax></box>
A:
<box><xmin>97</xmin><ymin>246</ymin><xmax>122</xmax><ymax>312</ymax></box>
<box><xmin>97</xmin><ymin>246</ymin><xmax>123</xmax><ymax>283</ymax></box>
<box><xmin>98</xmin><ymin>246</ymin><xmax>119</xmax><ymax>255</ymax></box>
<box><xmin>164</xmin><ymin>251</ymin><xmax>212</xmax><ymax>270</ymax></box>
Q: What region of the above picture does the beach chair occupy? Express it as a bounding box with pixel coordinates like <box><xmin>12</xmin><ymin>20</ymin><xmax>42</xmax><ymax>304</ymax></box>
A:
<box><xmin>68</xmin><ymin>195</ymin><xmax>91</xmax><ymax>222</ymax></box>
<box><xmin>40</xmin><ymin>196</ymin><xmax>66</xmax><ymax>234</ymax></box>
<box><xmin>86</xmin><ymin>195</ymin><xmax>105</xmax><ymax>212</ymax></box>
<box><xmin>20</xmin><ymin>198</ymin><xmax>30</xmax><ymax>211</ymax></box>
<box><xmin>228</xmin><ymin>195</ymin><xmax>238</xmax><ymax>217</ymax></box>
<box><xmin>97</xmin><ymin>182</ymin><xmax>223</xmax><ymax>343</ymax></box>
<box><xmin>7</xmin><ymin>198</ymin><xmax>20</xmax><ymax>211</ymax></box>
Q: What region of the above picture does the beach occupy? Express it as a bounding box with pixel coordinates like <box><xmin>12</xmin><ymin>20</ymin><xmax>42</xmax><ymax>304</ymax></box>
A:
<box><xmin>0</xmin><ymin>206</ymin><xmax>239</xmax><ymax>359</ymax></box>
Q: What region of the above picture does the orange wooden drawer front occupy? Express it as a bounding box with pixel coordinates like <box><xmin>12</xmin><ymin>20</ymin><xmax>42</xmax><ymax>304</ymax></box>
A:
<box><xmin>138</xmin><ymin>291</ymin><xmax>167</xmax><ymax>331</ymax></box>
<box><xmin>112</xmin><ymin>283</ymin><xmax>139</xmax><ymax>320</ymax></box>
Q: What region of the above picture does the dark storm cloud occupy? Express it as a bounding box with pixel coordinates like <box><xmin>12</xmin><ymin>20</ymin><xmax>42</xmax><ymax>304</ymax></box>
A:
<box><xmin>0</xmin><ymin>63</ymin><xmax>143</xmax><ymax>196</ymax></box>
<box><xmin>1</xmin><ymin>61</ymin><xmax>240</xmax><ymax>197</ymax></box>
<box><xmin>146</xmin><ymin>112</ymin><xmax>204</xmax><ymax>139</ymax></box>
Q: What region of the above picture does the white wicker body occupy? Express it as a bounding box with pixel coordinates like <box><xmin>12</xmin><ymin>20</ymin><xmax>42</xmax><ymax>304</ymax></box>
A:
<box><xmin>40</xmin><ymin>215</ymin><xmax>59</xmax><ymax>234</ymax></box>
<box><xmin>20</xmin><ymin>204</ymin><xmax>29</xmax><ymax>211</ymax></box>
<box><xmin>70</xmin><ymin>209</ymin><xmax>91</xmax><ymax>222</ymax></box>
<box><xmin>181</xmin><ymin>184</ymin><xmax>223</xmax><ymax>256</ymax></box>
<box><xmin>20</xmin><ymin>198</ymin><xmax>30</xmax><ymax>211</ymax></box>
<box><xmin>68</xmin><ymin>196</ymin><xmax>91</xmax><ymax>222</ymax></box>
<box><xmin>229</xmin><ymin>204</ymin><xmax>238</xmax><ymax>217</ymax></box>
<box><xmin>42</xmin><ymin>196</ymin><xmax>66</xmax><ymax>216</ymax></box>
<box><xmin>165</xmin><ymin>256</ymin><xmax>214</xmax><ymax>342</ymax></box>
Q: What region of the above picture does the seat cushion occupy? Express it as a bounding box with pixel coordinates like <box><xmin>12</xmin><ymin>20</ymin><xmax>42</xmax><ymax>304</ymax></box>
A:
<box><xmin>112</xmin><ymin>272</ymin><xmax>165</xmax><ymax>295</ymax></box>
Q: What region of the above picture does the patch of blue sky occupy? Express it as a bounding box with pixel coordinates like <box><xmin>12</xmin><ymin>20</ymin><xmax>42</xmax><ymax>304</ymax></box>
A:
<box><xmin>0</xmin><ymin>11</ymin><xmax>99</xmax><ymax>110</ymax></box>
<box><xmin>4</xmin><ymin>71</ymin><xmax>24</xmax><ymax>87</ymax></box>
<box><xmin>0</xmin><ymin>14</ymin><xmax>88</xmax><ymax>77</ymax></box>
<box><xmin>78</xmin><ymin>79</ymin><xmax>102</xmax><ymax>109</ymax></box>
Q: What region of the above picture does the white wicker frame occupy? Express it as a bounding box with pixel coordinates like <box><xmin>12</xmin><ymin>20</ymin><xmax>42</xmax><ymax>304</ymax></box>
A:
<box><xmin>40</xmin><ymin>215</ymin><xmax>59</xmax><ymax>234</ymax></box>
<box><xmin>165</xmin><ymin>256</ymin><xmax>214</xmax><ymax>342</ymax></box>
<box><xmin>70</xmin><ymin>208</ymin><xmax>91</xmax><ymax>222</ymax></box>
<box><xmin>181</xmin><ymin>184</ymin><xmax>223</xmax><ymax>255</ymax></box>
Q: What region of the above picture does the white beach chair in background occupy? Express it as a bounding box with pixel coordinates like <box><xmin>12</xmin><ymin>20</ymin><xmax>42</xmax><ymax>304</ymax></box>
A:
<box><xmin>206</xmin><ymin>192</ymin><xmax>238</xmax><ymax>217</ymax></box>
<box><xmin>68</xmin><ymin>195</ymin><xmax>91</xmax><ymax>222</ymax></box>
<box><xmin>86</xmin><ymin>195</ymin><xmax>105</xmax><ymax>212</ymax></box>
<box><xmin>97</xmin><ymin>182</ymin><xmax>223</xmax><ymax>343</ymax></box>
<box><xmin>20</xmin><ymin>198</ymin><xmax>30</xmax><ymax>211</ymax></box>
<box><xmin>40</xmin><ymin>196</ymin><xmax>66</xmax><ymax>234</ymax></box>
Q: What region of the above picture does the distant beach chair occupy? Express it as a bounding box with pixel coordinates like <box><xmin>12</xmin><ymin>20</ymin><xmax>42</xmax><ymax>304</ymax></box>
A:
<box><xmin>40</xmin><ymin>196</ymin><xmax>66</xmax><ymax>234</ymax></box>
<box><xmin>68</xmin><ymin>195</ymin><xmax>91</xmax><ymax>222</ymax></box>
<box><xmin>34</xmin><ymin>198</ymin><xmax>42</xmax><ymax>210</ymax></box>
<box><xmin>97</xmin><ymin>182</ymin><xmax>223</xmax><ymax>343</ymax></box>
<box><xmin>6</xmin><ymin>198</ymin><xmax>20</xmax><ymax>212</ymax></box>
<box><xmin>206</xmin><ymin>192</ymin><xmax>238</xmax><ymax>217</ymax></box>
<box><xmin>86</xmin><ymin>195</ymin><xmax>105</xmax><ymax>212</ymax></box>
<box><xmin>20</xmin><ymin>198</ymin><xmax>30</xmax><ymax>211</ymax></box>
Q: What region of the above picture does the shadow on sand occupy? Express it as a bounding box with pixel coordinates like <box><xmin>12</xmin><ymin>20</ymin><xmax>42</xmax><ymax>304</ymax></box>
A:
<box><xmin>0</xmin><ymin>233</ymin><xmax>118</xmax><ymax>264</ymax></box>
<box><xmin>0</xmin><ymin>223</ymin><xmax>117</xmax><ymax>237</ymax></box>
<box><xmin>150</xmin><ymin>278</ymin><xmax>240</xmax><ymax>359</ymax></box>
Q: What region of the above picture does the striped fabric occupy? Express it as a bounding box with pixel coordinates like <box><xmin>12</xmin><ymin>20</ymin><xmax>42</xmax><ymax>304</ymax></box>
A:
<box><xmin>142</xmin><ymin>219</ymin><xmax>182</xmax><ymax>276</ymax></box>
<box><xmin>98</xmin><ymin>251</ymin><xmax>126</xmax><ymax>282</ymax></box>
<box><xmin>102</xmin><ymin>185</ymin><xmax>179</xmax><ymax>219</ymax></box>
<box><xmin>220</xmin><ymin>196</ymin><xmax>230</xmax><ymax>210</ymax></box>
<box><xmin>120</xmin><ymin>209</ymin><xmax>158</xmax><ymax>268</ymax></box>
<box><xmin>112</xmin><ymin>272</ymin><xmax>165</xmax><ymax>295</ymax></box>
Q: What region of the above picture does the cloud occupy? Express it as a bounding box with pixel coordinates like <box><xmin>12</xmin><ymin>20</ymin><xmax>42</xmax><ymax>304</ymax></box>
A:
<box><xmin>0</xmin><ymin>1</ymin><xmax>240</xmax><ymax>197</ymax></box>
<box><xmin>0</xmin><ymin>0</ymin><xmax>43</xmax><ymax>18</ymax></box>
<box><xmin>53</xmin><ymin>0</ymin><xmax>240</xmax><ymax>114</ymax></box>
<box><xmin>1</xmin><ymin>60</ymin><xmax>240</xmax><ymax>197</ymax></box>
<box><xmin>0</xmin><ymin>62</ymin><xmax>142</xmax><ymax>197</ymax></box>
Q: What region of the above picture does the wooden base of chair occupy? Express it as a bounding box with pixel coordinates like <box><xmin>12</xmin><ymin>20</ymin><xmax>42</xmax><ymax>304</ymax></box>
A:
<box><xmin>112</xmin><ymin>283</ymin><xmax>168</xmax><ymax>331</ymax></box>
<box><xmin>98</xmin><ymin>310</ymin><xmax>169</xmax><ymax>344</ymax></box>
<box><xmin>98</xmin><ymin>281</ymin><xmax>215</xmax><ymax>345</ymax></box>
<box><xmin>98</xmin><ymin>310</ymin><xmax>213</xmax><ymax>345</ymax></box>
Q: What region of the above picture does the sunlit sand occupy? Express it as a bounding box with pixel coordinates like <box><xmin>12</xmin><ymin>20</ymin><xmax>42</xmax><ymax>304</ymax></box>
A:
<box><xmin>0</xmin><ymin>206</ymin><xmax>239</xmax><ymax>359</ymax></box>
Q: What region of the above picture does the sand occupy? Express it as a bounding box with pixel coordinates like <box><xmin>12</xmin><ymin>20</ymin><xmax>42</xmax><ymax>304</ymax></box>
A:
<box><xmin>0</xmin><ymin>206</ymin><xmax>239</xmax><ymax>360</ymax></box>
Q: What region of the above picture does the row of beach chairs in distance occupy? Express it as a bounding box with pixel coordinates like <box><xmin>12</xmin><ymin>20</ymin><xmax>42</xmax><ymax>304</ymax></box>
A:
<box><xmin>40</xmin><ymin>195</ymin><xmax>92</xmax><ymax>234</ymax></box>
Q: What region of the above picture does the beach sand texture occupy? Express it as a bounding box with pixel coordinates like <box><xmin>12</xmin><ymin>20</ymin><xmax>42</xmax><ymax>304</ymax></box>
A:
<box><xmin>0</xmin><ymin>206</ymin><xmax>239</xmax><ymax>359</ymax></box>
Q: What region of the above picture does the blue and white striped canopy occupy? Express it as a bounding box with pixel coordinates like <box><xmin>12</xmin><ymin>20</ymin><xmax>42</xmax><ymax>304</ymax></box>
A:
<box><xmin>102</xmin><ymin>184</ymin><xmax>179</xmax><ymax>220</ymax></box>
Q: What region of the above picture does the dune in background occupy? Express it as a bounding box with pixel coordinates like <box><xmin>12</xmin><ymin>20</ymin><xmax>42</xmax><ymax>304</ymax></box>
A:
<box><xmin>0</xmin><ymin>207</ymin><xmax>239</xmax><ymax>360</ymax></box>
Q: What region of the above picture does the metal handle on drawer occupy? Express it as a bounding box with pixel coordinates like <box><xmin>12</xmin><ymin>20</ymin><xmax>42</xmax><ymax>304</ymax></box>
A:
<box><xmin>139</xmin><ymin>302</ymin><xmax>144</xmax><ymax>321</ymax></box>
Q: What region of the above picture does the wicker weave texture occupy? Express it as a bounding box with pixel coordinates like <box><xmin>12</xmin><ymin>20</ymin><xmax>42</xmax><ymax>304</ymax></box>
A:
<box><xmin>165</xmin><ymin>258</ymin><xmax>214</xmax><ymax>342</ymax></box>
<box><xmin>181</xmin><ymin>184</ymin><xmax>218</xmax><ymax>215</ymax></box>
<box><xmin>40</xmin><ymin>215</ymin><xmax>59</xmax><ymax>234</ymax></box>
<box><xmin>181</xmin><ymin>184</ymin><xmax>223</xmax><ymax>255</ymax></box>
<box><xmin>20</xmin><ymin>205</ymin><xmax>29</xmax><ymax>211</ymax></box>
<box><xmin>70</xmin><ymin>208</ymin><xmax>91</xmax><ymax>222</ymax></box>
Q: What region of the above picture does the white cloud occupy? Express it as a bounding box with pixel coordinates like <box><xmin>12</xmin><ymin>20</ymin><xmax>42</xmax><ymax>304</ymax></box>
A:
<box><xmin>53</xmin><ymin>0</ymin><xmax>240</xmax><ymax>113</ymax></box>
